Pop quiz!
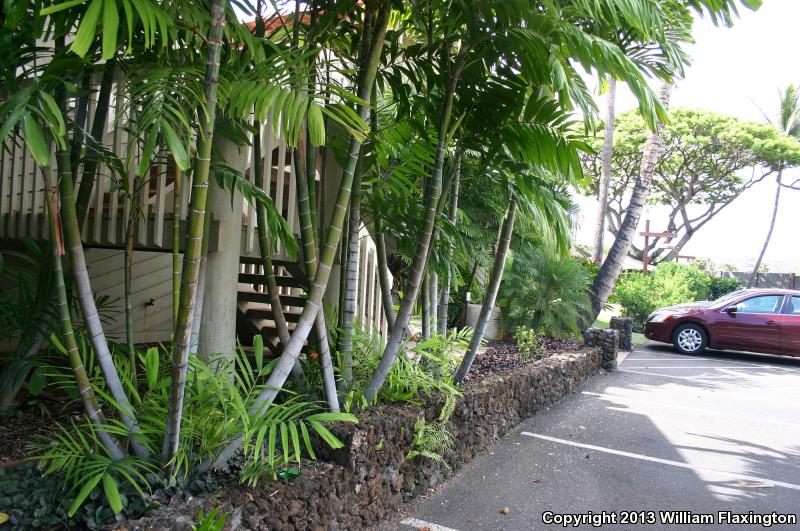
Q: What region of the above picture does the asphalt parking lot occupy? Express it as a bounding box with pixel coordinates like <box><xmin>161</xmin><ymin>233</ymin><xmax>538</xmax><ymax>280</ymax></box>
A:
<box><xmin>387</xmin><ymin>343</ymin><xmax>800</xmax><ymax>530</ymax></box>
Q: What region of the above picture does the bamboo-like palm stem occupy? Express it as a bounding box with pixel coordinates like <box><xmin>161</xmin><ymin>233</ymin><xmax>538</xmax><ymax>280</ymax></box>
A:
<box><xmin>163</xmin><ymin>0</ymin><xmax>226</xmax><ymax>469</ymax></box>
<box><xmin>438</xmin><ymin>157</ymin><xmax>460</xmax><ymax>335</ymax></box>
<box><xmin>243</xmin><ymin>2</ymin><xmax>390</xmax><ymax>418</ymax></box>
<box><xmin>295</xmin><ymin>136</ymin><xmax>339</xmax><ymax>411</ymax></box>
<box><xmin>340</xmin><ymin>154</ymin><xmax>364</xmax><ymax>384</ymax></box>
<box><xmin>364</xmin><ymin>50</ymin><xmax>468</xmax><ymax>402</ymax></box>
<box><xmin>189</xmin><ymin>203</ymin><xmax>211</xmax><ymax>353</ymax></box>
<box><xmin>44</xmin><ymin>167</ymin><xmax>125</xmax><ymax>460</ymax></box>
<box><xmin>373</xmin><ymin>216</ymin><xmax>395</xmax><ymax>329</ymax></box>
<box><xmin>454</xmin><ymin>198</ymin><xmax>517</xmax><ymax>383</ymax></box>
<box><xmin>56</xmin><ymin>148</ymin><xmax>149</xmax><ymax>459</ymax></box>
<box><xmin>75</xmin><ymin>62</ymin><xmax>115</xmax><ymax>228</ymax></box>
<box><xmin>172</xmin><ymin>168</ymin><xmax>182</xmax><ymax>326</ymax></box>
<box><xmin>253</xmin><ymin>121</ymin><xmax>303</xmax><ymax>381</ymax></box>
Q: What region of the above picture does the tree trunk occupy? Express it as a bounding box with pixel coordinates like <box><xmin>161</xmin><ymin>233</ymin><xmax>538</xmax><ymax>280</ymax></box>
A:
<box><xmin>244</xmin><ymin>2</ymin><xmax>390</xmax><ymax>418</ymax></box>
<box><xmin>56</xmin><ymin>147</ymin><xmax>149</xmax><ymax>459</ymax></box>
<box><xmin>438</xmin><ymin>159</ymin><xmax>460</xmax><ymax>335</ymax></box>
<box><xmin>454</xmin><ymin>198</ymin><xmax>516</xmax><ymax>383</ymax></box>
<box><xmin>43</xmin><ymin>166</ymin><xmax>125</xmax><ymax>459</ymax></box>
<box><xmin>295</xmin><ymin>138</ymin><xmax>339</xmax><ymax>411</ymax></box>
<box><xmin>592</xmin><ymin>76</ymin><xmax>616</xmax><ymax>263</ymax></box>
<box><xmin>374</xmin><ymin>217</ymin><xmax>395</xmax><ymax>329</ymax></box>
<box><xmin>163</xmin><ymin>0</ymin><xmax>226</xmax><ymax>469</ymax></box>
<box><xmin>750</xmin><ymin>169</ymin><xmax>783</xmax><ymax>286</ymax></box>
<box><xmin>189</xmin><ymin>206</ymin><xmax>211</xmax><ymax>353</ymax></box>
<box><xmin>340</xmin><ymin>155</ymin><xmax>363</xmax><ymax>384</ymax></box>
<box><xmin>75</xmin><ymin>62</ymin><xmax>115</xmax><ymax>228</ymax></box>
<box><xmin>430</xmin><ymin>272</ymin><xmax>439</xmax><ymax>334</ymax></box>
<box><xmin>588</xmin><ymin>83</ymin><xmax>672</xmax><ymax>324</ymax></box>
<box><xmin>364</xmin><ymin>51</ymin><xmax>468</xmax><ymax>402</ymax></box>
<box><xmin>124</xmin><ymin>212</ymin><xmax>136</xmax><ymax>383</ymax></box>
<box><xmin>172</xmin><ymin>168</ymin><xmax>182</xmax><ymax>326</ymax></box>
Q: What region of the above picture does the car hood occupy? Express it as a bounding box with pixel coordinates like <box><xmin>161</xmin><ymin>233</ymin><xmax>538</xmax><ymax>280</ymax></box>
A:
<box><xmin>655</xmin><ymin>301</ymin><xmax>711</xmax><ymax>313</ymax></box>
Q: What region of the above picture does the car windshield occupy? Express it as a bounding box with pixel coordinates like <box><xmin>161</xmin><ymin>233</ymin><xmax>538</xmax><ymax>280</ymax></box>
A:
<box><xmin>709</xmin><ymin>289</ymin><xmax>752</xmax><ymax>307</ymax></box>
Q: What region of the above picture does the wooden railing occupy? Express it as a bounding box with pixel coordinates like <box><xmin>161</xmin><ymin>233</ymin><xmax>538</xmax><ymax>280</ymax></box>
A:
<box><xmin>0</xmin><ymin>83</ymin><xmax>389</xmax><ymax>339</ymax></box>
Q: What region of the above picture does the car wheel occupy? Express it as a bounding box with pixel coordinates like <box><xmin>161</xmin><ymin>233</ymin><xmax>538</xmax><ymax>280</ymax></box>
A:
<box><xmin>673</xmin><ymin>323</ymin><xmax>707</xmax><ymax>355</ymax></box>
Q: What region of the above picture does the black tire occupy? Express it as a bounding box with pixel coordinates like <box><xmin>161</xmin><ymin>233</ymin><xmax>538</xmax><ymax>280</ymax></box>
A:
<box><xmin>672</xmin><ymin>323</ymin><xmax>708</xmax><ymax>355</ymax></box>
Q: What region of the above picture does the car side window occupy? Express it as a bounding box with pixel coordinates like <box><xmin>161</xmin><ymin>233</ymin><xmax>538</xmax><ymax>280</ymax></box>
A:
<box><xmin>733</xmin><ymin>295</ymin><xmax>784</xmax><ymax>314</ymax></box>
<box><xmin>786</xmin><ymin>296</ymin><xmax>800</xmax><ymax>315</ymax></box>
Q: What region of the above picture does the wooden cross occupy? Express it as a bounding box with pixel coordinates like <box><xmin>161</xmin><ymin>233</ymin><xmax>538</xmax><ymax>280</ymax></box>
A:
<box><xmin>639</xmin><ymin>219</ymin><xmax>677</xmax><ymax>274</ymax></box>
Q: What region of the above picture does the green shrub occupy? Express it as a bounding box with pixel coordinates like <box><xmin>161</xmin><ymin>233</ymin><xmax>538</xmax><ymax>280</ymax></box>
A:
<box><xmin>498</xmin><ymin>247</ymin><xmax>592</xmax><ymax>339</ymax></box>
<box><xmin>614</xmin><ymin>263</ymin><xmax>736</xmax><ymax>324</ymax></box>
<box><xmin>513</xmin><ymin>326</ymin><xmax>545</xmax><ymax>361</ymax></box>
<box><xmin>709</xmin><ymin>276</ymin><xmax>740</xmax><ymax>299</ymax></box>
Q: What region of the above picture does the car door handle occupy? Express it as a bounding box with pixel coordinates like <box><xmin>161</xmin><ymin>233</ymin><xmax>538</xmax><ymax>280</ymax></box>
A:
<box><xmin>766</xmin><ymin>320</ymin><xmax>778</xmax><ymax>325</ymax></box>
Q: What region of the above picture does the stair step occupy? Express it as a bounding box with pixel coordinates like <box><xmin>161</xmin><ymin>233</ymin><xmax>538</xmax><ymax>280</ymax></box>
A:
<box><xmin>238</xmin><ymin>273</ymin><xmax>306</xmax><ymax>289</ymax></box>
<box><xmin>239</xmin><ymin>256</ymin><xmax>306</xmax><ymax>279</ymax></box>
<box><xmin>239</xmin><ymin>256</ymin><xmax>298</xmax><ymax>269</ymax></box>
<box><xmin>238</xmin><ymin>291</ymin><xmax>307</xmax><ymax>307</ymax></box>
<box><xmin>260</xmin><ymin>326</ymin><xmax>296</xmax><ymax>337</ymax></box>
<box><xmin>246</xmin><ymin>309</ymin><xmax>301</xmax><ymax>322</ymax></box>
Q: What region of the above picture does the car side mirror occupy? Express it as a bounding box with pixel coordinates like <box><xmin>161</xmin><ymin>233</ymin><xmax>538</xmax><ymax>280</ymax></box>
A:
<box><xmin>725</xmin><ymin>306</ymin><xmax>737</xmax><ymax>315</ymax></box>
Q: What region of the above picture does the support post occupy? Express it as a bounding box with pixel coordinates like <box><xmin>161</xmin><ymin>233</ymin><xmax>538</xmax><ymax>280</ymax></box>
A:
<box><xmin>198</xmin><ymin>140</ymin><xmax>244</xmax><ymax>358</ymax></box>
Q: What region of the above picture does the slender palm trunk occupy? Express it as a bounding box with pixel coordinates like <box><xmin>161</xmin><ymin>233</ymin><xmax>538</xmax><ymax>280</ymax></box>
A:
<box><xmin>374</xmin><ymin>217</ymin><xmax>395</xmax><ymax>329</ymax></box>
<box><xmin>44</xmin><ymin>167</ymin><xmax>125</xmax><ymax>459</ymax></box>
<box><xmin>454</xmin><ymin>199</ymin><xmax>516</xmax><ymax>383</ymax></box>
<box><xmin>592</xmin><ymin>76</ymin><xmax>616</xmax><ymax>263</ymax></box>
<box><xmin>421</xmin><ymin>275</ymin><xmax>430</xmax><ymax>338</ymax></box>
<box><xmin>56</xmin><ymin>148</ymin><xmax>149</xmax><ymax>459</ymax></box>
<box><xmin>588</xmin><ymin>83</ymin><xmax>672</xmax><ymax>324</ymax></box>
<box><xmin>750</xmin><ymin>169</ymin><xmax>783</xmax><ymax>286</ymax></box>
<box><xmin>124</xmin><ymin>211</ymin><xmax>136</xmax><ymax>383</ymax></box>
<box><xmin>163</xmin><ymin>0</ymin><xmax>226</xmax><ymax>468</ymax></box>
<box><xmin>364</xmin><ymin>51</ymin><xmax>468</xmax><ymax>402</ymax></box>
<box><xmin>340</xmin><ymin>161</ymin><xmax>362</xmax><ymax>385</ymax></box>
<box><xmin>429</xmin><ymin>271</ymin><xmax>438</xmax><ymax>334</ymax></box>
<box><xmin>242</xmin><ymin>3</ymin><xmax>390</xmax><ymax>418</ymax></box>
<box><xmin>438</xmin><ymin>160</ymin><xmax>460</xmax><ymax>335</ymax></box>
<box><xmin>189</xmin><ymin>205</ymin><xmax>211</xmax><ymax>353</ymax></box>
<box><xmin>295</xmin><ymin>141</ymin><xmax>339</xmax><ymax>411</ymax></box>
<box><xmin>172</xmin><ymin>168</ymin><xmax>182</xmax><ymax>326</ymax></box>
<box><xmin>253</xmin><ymin>122</ymin><xmax>291</xmax><ymax>347</ymax></box>
<box><xmin>75</xmin><ymin>62</ymin><xmax>115</xmax><ymax>228</ymax></box>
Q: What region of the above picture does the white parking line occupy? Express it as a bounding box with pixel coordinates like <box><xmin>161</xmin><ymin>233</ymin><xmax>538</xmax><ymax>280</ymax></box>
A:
<box><xmin>581</xmin><ymin>391</ymin><xmax>800</xmax><ymax>428</ymax></box>
<box><xmin>401</xmin><ymin>518</ymin><xmax>460</xmax><ymax>531</ymax></box>
<box><xmin>626</xmin><ymin>354</ymin><xmax>796</xmax><ymax>370</ymax></box>
<box><xmin>520</xmin><ymin>432</ymin><xmax>800</xmax><ymax>492</ymax></box>
<box><xmin>618</xmin><ymin>368</ymin><xmax>731</xmax><ymax>380</ymax></box>
<box><xmin>621</xmin><ymin>365</ymin><xmax>783</xmax><ymax>370</ymax></box>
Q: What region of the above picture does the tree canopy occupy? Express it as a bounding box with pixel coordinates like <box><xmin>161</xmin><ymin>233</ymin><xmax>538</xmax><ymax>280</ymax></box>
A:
<box><xmin>582</xmin><ymin>108</ymin><xmax>800</xmax><ymax>263</ymax></box>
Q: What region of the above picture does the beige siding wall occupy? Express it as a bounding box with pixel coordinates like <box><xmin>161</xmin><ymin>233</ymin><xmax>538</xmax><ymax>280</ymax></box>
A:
<box><xmin>86</xmin><ymin>248</ymin><xmax>174</xmax><ymax>344</ymax></box>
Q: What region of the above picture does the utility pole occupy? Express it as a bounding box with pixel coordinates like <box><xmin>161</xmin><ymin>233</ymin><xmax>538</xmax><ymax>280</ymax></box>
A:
<box><xmin>639</xmin><ymin>219</ymin><xmax>677</xmax><ymax>274</ymax></box>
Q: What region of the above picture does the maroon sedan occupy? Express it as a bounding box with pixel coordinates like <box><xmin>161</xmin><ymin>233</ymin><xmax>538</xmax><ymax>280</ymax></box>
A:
<box><xmin>644</xmin><ymin>288</ymin><xmax>800</xmax><ymax>356</ymax></box>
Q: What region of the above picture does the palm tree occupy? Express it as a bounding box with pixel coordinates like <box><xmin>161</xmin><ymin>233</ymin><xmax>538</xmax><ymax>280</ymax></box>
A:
<box><xmin>163</xmin><ymin>0</ymin><xmax>227</xmax><ymax>469</ymax></box>
<box><xmin>592</xmin><ymin>76</ymin><xmax>617</xmax><ymax>263</ymax></box>
<box><xmin>246</xmin><ymin>0</ymin><xmax>392</xmax><ymax>416</ymax></box>
<box><xmin>589</xmin><ymin>82</ymin><xmax>672</xmax><ymax>322</ymax></box>
<box><xmin>749</xmin><ymin>85</ymin><xmax>800</xmax><ymax>284</ymax></box>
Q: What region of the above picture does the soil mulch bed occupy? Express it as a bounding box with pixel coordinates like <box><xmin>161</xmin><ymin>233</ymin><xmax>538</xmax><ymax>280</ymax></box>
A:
<box><xmin>0</xmin><ymin>390</ymin><xmax>83</xmax><ymax>466</ymax></box>
<box><xmin>462</xmin><ymin>337</ymin><xmax>584</xmax><ymax>382</ymax></box>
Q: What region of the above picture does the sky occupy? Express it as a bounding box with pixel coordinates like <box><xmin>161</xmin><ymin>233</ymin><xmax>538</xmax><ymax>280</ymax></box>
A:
<box><xmin>572</xmin><ymin>0</ymin><xmax>800</xmax><ymax>273</ymax></box>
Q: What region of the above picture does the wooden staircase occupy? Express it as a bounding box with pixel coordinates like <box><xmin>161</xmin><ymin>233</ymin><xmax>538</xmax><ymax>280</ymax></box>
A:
<box><xmin>236</xmin><ymin>256</ymin><xmax>308</xmax><ymax>352</ymax></box>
